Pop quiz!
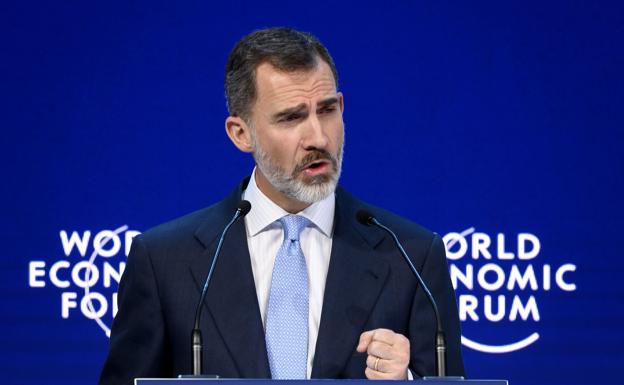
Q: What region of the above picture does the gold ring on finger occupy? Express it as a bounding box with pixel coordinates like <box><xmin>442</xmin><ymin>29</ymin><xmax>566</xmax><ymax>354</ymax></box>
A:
<box><xmin>374</xmin><ymin>356</ymin><xmax>380</xmax><ymax>372</ymax></box>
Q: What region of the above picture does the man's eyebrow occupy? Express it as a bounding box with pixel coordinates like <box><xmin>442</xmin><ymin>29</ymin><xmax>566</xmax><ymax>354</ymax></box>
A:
<box><xmin>317</xmin><ymin>97</ymin><xmax>339</xmax><ymax>108</ymax></box>
<box><xmin>272</xmin><ymin>103</ymin><xmax>307</xmax><ymax>121</ymax></box>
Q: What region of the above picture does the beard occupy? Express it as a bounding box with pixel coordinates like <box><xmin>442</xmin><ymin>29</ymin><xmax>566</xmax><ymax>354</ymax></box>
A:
<box><xmin>250</xmin><ymin>131</ymin><xmax>343</xmax><ymax>205</ymax></box>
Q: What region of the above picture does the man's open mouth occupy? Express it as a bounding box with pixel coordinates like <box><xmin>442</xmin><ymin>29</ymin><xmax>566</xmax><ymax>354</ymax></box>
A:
<box><xmin>306</xmin><ymin>160</ymin><xmax>327</xmax><ymax>169</ymax></box>
<box><xmin>302</xmin><ymin>159</ymin><xmax>331</xmax><ymax>176</ymax></box>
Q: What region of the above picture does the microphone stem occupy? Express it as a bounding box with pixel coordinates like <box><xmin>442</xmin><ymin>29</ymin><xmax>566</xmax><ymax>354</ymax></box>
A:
<box><xmin>191</xmin><ymin>207</ymin><xmax>244</xmax><ymax>376</ymax></box>
<box><xmin>371</xmin><ymin>218</ymin><xmax>447</xmax><ymax>377</ymax></box>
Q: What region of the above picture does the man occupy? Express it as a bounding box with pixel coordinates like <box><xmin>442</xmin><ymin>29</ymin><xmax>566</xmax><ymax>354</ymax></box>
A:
<box><xmin>100</xmin><ymin>28</ymin><xmax>464</xmax><ymax>384</ymax></box>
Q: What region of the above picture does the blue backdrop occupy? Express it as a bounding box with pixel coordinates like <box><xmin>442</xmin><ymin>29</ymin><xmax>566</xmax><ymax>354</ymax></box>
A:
<box><xmin>2</xmin><ymin>1</ymin><xmax>623</xmax><ymax>384</ymax></box>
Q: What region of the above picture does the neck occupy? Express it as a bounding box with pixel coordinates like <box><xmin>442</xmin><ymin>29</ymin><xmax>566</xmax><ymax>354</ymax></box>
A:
<box><xmin>254</xmin><ymin>169</ymin><xmax>311</xmax><ymax>214</ymax></box>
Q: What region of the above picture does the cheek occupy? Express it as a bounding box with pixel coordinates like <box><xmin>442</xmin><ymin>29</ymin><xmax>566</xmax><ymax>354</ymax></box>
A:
<box><xmin>260</xmin><ymin>134</ymin><xmax>300</xmax><ymax>163</ymax></box>
<box><xmin>328</xmin><ymin>120</ymin><xmax>345</xmax><ymax>148</ymax></box>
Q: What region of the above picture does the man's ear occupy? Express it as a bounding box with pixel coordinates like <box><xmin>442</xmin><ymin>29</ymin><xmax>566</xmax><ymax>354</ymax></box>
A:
<box><xmin>337</xmin><ymin>91</ymin><xmax>345</xmax><ymax>113</ymax></box>
<box><xmin>225</xmin><ymin>116</ymin><xmax>254</xmax><ymax>153</ymax></box>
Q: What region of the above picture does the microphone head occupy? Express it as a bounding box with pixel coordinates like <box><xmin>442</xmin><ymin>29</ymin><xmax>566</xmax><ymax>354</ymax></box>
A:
<box><xmin>356</xmin><ymin>209</ymin><xmax>375</xmax><ymax>226</ymax></box>
<box><xmin>237</xmin><ymin>200</ymin><xmax>252</xmax><ymax>217</ymax></box>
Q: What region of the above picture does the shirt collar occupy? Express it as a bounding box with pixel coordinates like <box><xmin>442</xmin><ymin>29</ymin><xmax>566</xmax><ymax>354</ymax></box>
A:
<box><xmin>242</xmin><ymin>168</ymin><xmax>335</xmax><ymax>238</ymax></box>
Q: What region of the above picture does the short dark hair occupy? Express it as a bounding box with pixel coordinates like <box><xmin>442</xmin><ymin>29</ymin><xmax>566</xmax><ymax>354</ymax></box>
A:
<box><xmin>225</xmin><ymin>27</ymin><xmax>338</xmax><ymax>121</ymax></box>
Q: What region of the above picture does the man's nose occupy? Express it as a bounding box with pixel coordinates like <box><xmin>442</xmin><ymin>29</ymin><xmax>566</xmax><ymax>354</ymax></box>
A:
<box><xmin>302</xmin><ymin>114</ymin><xmax>329</xmax><ymax>150</ymax></box>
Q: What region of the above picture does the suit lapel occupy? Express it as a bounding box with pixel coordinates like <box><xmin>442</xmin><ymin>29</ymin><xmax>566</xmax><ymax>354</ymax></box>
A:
<box><xmin>190</xmin><ymin>183</ymin><xmax>270</xmax><ymax>378</ymax></box>
<box><xmin>311</xmin><ymin>190</ymin><xmax>389</xmax><ymax>378</ymax></box>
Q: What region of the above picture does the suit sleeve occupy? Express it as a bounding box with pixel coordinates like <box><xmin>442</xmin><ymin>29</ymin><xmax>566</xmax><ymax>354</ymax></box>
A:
<box><xmin>99</xmin><ymin>235</ymin><xmax>172</xmax><ymax>385</ymax></box>
<box><xmin>408</xmin><ymin>233</ymin><xmax>465</xmax><ymax>378</ymax></box>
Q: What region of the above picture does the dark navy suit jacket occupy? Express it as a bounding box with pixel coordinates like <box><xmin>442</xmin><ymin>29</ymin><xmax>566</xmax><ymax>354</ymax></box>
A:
<box><xmin>99</xmin><ymin>179</ymin><xmax>465</xmax><ymax>384</ymax></box>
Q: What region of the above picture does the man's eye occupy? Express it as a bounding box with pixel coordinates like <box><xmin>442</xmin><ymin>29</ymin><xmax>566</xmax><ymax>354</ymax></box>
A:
<box><xmin>319</xmin><ymin>106</ymin><xmax>336</xmax><ymax>114</ymax></box>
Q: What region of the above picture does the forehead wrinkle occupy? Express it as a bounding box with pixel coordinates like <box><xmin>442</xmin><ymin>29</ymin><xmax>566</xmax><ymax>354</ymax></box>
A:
<box><xmin>252</xmin><ymin>62</ymin><xmax>338</xmax><ymax>123</ymax></box>
<box><xmin>268</xmin><ymin>84</ymin><xmax>337</xmax><ymax>114</ymax></box>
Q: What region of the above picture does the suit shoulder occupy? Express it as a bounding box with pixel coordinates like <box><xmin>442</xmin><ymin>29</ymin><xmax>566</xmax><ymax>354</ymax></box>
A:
<box><xmin>372</xmin><ymin>204</ymin><xmax>437</xmax><ymax>242</ymax></box>
<box><xmin>136</xmin><ymin>201</ymin><xmax>222</xmax><ymax>248</ymax></box>
<box><xmin>136</xmin><ymin>178</ymin><xmax>247</xmax><ymax>248</ymax></box>
<box><xmin>338</xmin><ymin>187</ymin><xmax>437</xmax><ymax>243</ymax></box>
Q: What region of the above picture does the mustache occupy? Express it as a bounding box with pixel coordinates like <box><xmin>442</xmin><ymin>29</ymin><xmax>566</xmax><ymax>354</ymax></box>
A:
<box><xmin>292</xmin><ymin>150</ymin><xmax>338</xmax><ymax>175</ymax></box>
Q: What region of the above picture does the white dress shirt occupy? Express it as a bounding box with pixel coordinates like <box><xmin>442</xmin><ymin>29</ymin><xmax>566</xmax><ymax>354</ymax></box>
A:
<box><xmin>242</xmin><ymin>169</ymin><xmax>335</xmax><ymax>378</ymax></box>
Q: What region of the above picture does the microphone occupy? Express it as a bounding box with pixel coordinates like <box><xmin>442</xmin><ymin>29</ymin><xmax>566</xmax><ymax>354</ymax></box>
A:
<box><xmin>187</xmin><ymin>200</ymin><xmax>251</xmax><ymax>377</ymax></box>
<box><xmin>356</xmin><ymin>209</ymin><xmax>448</xmax><ymax>378</ymax></box>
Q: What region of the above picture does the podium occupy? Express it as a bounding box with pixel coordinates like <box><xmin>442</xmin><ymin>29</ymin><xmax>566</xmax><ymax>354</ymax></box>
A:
<box><xmin>135</xmin><ymin>380</ymin><xmax>508</xmax><ymax>385</ymax></box>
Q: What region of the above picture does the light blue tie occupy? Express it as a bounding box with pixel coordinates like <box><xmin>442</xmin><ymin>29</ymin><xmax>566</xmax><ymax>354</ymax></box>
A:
<box><xmin>265</xmin><ymin>214</ymin><xmax>310</xmax><ymax>379</ymax></box>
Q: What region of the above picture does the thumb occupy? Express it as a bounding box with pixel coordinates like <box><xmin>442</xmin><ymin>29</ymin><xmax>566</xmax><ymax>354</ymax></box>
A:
<box><xmin>356</xmin><ymin>330</ymin><xmax>375</xmax><ymax>353</ymax></box>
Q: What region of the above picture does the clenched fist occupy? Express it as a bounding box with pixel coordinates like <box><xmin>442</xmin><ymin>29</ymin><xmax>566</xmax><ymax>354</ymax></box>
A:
<box><xmin>356</xmin><ymin>328</ymin><xmax>410</xmax><ymax>380</ymax></box>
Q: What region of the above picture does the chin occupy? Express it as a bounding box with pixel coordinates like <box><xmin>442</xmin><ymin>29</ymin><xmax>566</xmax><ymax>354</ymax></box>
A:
<box><xmin>301</xmin><ymin>173</ymin><xmax>332</xmax><ymax>185</ymax></box>
<box><xmin>288</xmin><ymin>175</ymin><xmax>339</xmax><ymax>204</ymax></box>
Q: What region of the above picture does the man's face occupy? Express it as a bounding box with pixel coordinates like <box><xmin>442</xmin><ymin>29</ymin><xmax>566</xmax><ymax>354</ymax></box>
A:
<box><xmin>247</xmin><ymin>60</ymin><xmax>344</xmax><ymax>206</ymax></box>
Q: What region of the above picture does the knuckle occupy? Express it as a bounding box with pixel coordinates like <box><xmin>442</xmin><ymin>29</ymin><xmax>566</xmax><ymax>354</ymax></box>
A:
<box><xmin>371</xmin><ymin>343</ymin><xmax>389</xmax><ymax>357</ymax></box>
<box><xmin>367</xmin><ymin>341</ymin><xmax>380</xmax><ymax>354</ymax></box>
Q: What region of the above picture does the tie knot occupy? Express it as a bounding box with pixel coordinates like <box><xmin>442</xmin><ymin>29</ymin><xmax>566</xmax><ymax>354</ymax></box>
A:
<box><xmin>279</xmin><ymin>215</ymin><xmax>310</xmax><ymax>242</ymax></box>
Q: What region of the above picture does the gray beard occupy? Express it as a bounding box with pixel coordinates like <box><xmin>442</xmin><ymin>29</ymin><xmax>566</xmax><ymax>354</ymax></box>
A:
<box><xmin>251</xmin><ymin>132</ymin><xmax>343</xmax><ymax>205</ymax></box>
